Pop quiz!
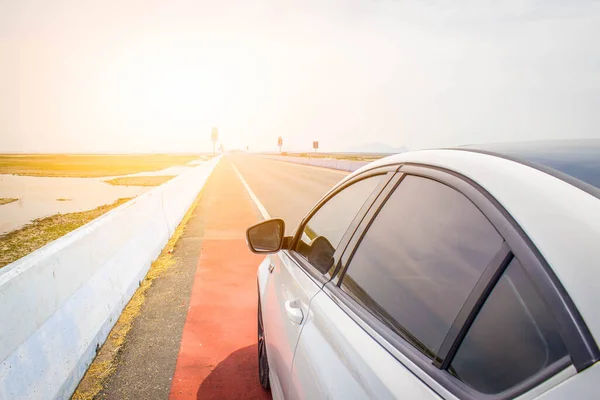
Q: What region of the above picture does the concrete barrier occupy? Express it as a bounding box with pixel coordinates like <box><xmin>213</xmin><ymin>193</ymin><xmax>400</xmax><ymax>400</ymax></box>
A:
<box><xmin>261</xmin><ymin>155</ymin><xmax>369</xmax><ymax>172</ymax></box>
<box><xmin>0</xmin><ymin>156</ymin><xmax>221</xmax><ymax>400</ymax></box>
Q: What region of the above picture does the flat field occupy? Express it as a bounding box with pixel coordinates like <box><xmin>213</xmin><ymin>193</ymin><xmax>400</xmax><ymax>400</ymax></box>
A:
<box><xmin>0</xmin><ymin>154</ymin><xmax>199</xmax><ymax>177</ymax></box>
<box><xmin>0</xmin><ymin>198</ymin><xmax>18</xmax><ymax>205</ymax></box>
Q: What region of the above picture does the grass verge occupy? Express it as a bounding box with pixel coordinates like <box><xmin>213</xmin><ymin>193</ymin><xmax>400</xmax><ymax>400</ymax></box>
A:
<box><xmin>0</xmin><ymin>198</ymin><xmax>132</xmax><ymax>268</ymax></box>
<box><xmin>0</xmin><ymin>198</ymin><xmax>18</xmax><ymax>205</ymax></box>
<box><xmin>104</xmin><ymin>175</ymin><xmax>175</xmax><ymax>187</ymax></box>
<box><xmin>71</xmin><ymin>191</ymin><xmax>203</xmax><ymax>400</ymax></box>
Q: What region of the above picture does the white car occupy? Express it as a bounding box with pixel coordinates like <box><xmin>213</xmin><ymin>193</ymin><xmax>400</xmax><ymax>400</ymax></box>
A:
<box><xmin>246</xmin><ymin>140</ymin><xmax>600</xmax><ymax>400</ymax></box>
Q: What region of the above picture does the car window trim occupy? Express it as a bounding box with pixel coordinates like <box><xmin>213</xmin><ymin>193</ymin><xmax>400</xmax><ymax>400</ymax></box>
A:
<box><xmin>434</xmin><ymin>243</ymin><xmax>513</xmax><ymax>368</ymax></box>
<box><xmin>329</xmin><ymin>163</ymin><xmax>597</xmax><ymax>398</ymax></box>
<box><xmin>288</xmin><ymin>166</ymin><xmax>399</xmax><ymax>284</ymax></box>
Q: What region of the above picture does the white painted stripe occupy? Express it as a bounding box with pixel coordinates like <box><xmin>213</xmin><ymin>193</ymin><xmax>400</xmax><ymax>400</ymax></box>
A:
<box><xmin>231</xmin><ymin>160</ymin><xmax>271</xmax><ymax>220</ymax></box>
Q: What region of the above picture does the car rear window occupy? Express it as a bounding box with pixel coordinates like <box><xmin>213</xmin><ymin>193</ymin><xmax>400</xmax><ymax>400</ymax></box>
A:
<box><xmin>450</xmin><ymin>257</ymin><xmax>569</xmax><ymax>394</ymax></box>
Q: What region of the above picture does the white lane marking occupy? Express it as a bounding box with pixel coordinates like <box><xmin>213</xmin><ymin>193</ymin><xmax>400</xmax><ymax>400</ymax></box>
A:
<box><xmin>231</xmin><ymin>161</ymin><xmax>271</xmax><ymax>220</ymax></box>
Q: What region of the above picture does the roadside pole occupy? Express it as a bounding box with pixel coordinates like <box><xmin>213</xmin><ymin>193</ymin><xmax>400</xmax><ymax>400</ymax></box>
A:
<box><xmin>211</xmin><ymin>127</ymin><xmax>218</xmax><ymax>154</ymax></box>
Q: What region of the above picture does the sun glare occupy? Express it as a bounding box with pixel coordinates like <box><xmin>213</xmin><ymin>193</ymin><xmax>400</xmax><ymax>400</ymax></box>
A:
<box><xmin>98</xmin><ymin>42</ymin><xmax>264</xmax><ymax>150</ymax></box>
<box><xmin>118</xmin><ymin>57</ymin><xmax>232</xmax><ymax>122</ymax></box>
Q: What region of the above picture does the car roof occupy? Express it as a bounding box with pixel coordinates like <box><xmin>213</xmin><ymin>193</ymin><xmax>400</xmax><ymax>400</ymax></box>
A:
<box><xmin>457</xmin><ymin>139</ymin><xmax>600</xmax><ymax>199</ymax></box>
<box><xmin>351</xmin><ymin>148</ymin><xmax>600</xmax><ymax>343</ymax></box>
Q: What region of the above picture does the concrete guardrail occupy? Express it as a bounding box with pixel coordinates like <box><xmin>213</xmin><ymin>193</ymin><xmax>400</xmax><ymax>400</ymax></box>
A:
<box><xmin>262</xmin><ymin>155</ymin><xmax>369</xmax><ymax>172</ymax></box>
<box><xmin>0</xmin><ymin>155</ymin><xmax>222</xmax><ymax>400</ymax></box>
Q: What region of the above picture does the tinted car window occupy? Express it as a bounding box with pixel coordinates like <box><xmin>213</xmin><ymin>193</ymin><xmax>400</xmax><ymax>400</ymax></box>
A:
<box><xmin>295</xmin><ymin>175</ymin><xmax>384</xmax><ymax>274</ymax></box>
<box><xmin>450</xmin><ymin>258</ymin><xmax>568</xmax><ymax>394</ymax></box>
<box><xmin>341</xmin><ymin>175</ymin><xmax>503</xmax><ymax>357</ymax></box>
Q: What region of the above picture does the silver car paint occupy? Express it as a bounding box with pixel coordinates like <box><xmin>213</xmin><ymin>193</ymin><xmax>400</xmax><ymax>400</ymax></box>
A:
<box><xmin>289</xmin><ymin>289</ymin><xmax>442</xmax><ymax>400</ymax></box>
<box><xmin>262</xmin><ymin>250</ymin><xmax>322</xmax><ymax>399</ymax></box>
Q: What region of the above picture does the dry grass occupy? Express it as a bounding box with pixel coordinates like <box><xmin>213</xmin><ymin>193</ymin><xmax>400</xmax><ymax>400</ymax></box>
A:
<box><xmin>104</xmin><ymin>175</ymin><xmax>175</xmax><ymax>187</ymax></box>
<box><xmin>0</xmin><ymin>198</ymin><xmax>132</xmax><ymax>268</ymax></box>
<box><xmin>71</xmin><ymin>192</ymin><xmax>203</xmax><ymax>400</ymax></box>
<box><xmin>0</xmin><ymin>198</ymin><xmax>18</xmax><ymax>205</ymax></box>
<box><xmin>0</xmin><ymin>154</ymin><xmax>199</xmax><ymax>177</ymax></box>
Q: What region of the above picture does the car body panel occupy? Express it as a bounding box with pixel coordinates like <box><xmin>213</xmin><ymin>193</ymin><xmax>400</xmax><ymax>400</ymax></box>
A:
<box><xmin>290</xmin><ymin>289</ymin><xmax>443</xmax><ymax>400</ymax></box>
<box><xmin>514</xmin><ymin>366</ymin><xmax>576</xmax><ymax>400</ymax></box>
<box><xmin>261</xmin><ymin>250</ymin><xmax>322</xmax><ymax>399</ymax></box>
<box><xmin>535</xmin><ymin>362</ymin><xmax>600</xmax><ymax>399</ymax></box>
<box><xmin>257</xmin><ymin>255</ymin><xmax>272</xmax><ymax>300</ymax></box>
<box><xmin>269</xmin><ymin>368</ymin><xmax>285</xmax><ymax>400</ymax></box>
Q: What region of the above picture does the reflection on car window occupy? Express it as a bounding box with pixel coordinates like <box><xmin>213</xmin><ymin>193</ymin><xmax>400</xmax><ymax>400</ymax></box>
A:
<box><xmin>341</xmin><ymin>175</ymin><xmax>503</xmax><ymax>357</ymax></box>
<box><xmin>450</xmin><ymin>258</ymin><xmax>568</xmax><ymax>394</ymax></box>
<box><xmin>295</xmin><ymin>175</ymin><xmax>384</xmax><ymax>274</ymax></box>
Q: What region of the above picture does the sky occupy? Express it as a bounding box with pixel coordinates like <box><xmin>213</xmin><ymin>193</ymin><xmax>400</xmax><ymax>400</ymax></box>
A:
<box><xmin>1</xmin><ymin>0</ymin><xmax>600</xmax><ymax>153</ymax></box>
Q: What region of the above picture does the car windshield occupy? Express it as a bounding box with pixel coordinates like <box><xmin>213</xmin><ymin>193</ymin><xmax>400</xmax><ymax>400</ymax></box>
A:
<box><xmin>461</xmin><ymin>140</ymin><xmax>600</xmax><ymax>192</ymax></box>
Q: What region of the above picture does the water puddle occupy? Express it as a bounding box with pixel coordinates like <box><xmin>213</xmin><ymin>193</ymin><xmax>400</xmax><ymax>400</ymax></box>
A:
<box><xmin>0</xmin><ymin>160</ymin><xmax>202</xmax><ymax>234</ymax></box>
<box><xmin>0</xmin><ymin>175</ymin><xmax>150</xmax><ymax>234</ymax></box>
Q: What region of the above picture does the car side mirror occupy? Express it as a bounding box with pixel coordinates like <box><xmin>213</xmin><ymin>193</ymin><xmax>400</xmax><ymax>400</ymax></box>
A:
<box><xmin>246</xmin><ymin>218</ymin><xmax>285</xmax><ymax>254</ymax></box>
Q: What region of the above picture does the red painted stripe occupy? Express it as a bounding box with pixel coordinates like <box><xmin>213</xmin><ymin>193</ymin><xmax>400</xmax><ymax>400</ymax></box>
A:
<box><xmin>169</xmin><ymin>160</ymin><xmax>271</xmax><ymax>400</ymax></box>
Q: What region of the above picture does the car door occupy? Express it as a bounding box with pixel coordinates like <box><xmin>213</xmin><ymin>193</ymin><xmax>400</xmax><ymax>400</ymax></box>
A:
<box><xmin>262</xmin><ymin>171</ymin><xmax>392</xmax><ymax>399</ymax></box>
<box><xmin>291</xmin><ymin>167</ymin><xmax>592</xmax><ymax>400</ymax></box>
<box><xmin>289</xmin><ymin>173</ymin><xmax>509</xmax><ymax>399</ymax></box>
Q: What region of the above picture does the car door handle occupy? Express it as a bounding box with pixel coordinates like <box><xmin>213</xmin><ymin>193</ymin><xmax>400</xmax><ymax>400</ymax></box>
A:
<box><xmin>284</xmin><ymin>300</ymin><xmax>304</xmax><ymax>325</ymax></box>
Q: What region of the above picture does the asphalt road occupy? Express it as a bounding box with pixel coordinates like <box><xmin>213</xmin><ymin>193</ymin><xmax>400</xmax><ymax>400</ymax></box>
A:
<box><xmin>229</xmin><ymin>155</ymin><xmax>349</xmax><ymax>234</ymax></box>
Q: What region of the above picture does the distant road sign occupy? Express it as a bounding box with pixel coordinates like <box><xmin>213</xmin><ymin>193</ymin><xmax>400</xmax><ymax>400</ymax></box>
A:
<box><xmin>278</xmin><ymin>136</ymin><xmax>283</xmax><ymax>147</ymax></box>
<box><xmin>313</xmin><ymin>141</ymin><xmax>319</xmax><ymax>150</ymax></box>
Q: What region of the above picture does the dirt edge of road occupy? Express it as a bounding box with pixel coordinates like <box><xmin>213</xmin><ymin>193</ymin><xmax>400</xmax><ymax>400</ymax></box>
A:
<box><xmin>71</xmin><ymin>191</ymin><xmax>205</xmax><ymax>400</ymax></box>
